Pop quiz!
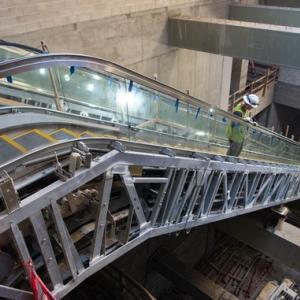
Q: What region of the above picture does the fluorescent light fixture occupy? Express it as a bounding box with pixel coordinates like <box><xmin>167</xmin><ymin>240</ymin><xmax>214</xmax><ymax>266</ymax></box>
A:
<box><xmin>39</xmin><ymin>68</ymin><xmax>46</xmax><ymax>75</ymax></box>
<box><xmin>87</xmin><ymin>83</ymin><xmax>94</xmax><ymax>92</ymax></box>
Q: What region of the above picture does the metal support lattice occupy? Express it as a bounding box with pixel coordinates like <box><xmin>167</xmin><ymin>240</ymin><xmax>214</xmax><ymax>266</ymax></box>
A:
<box><xmin>0</xmin><ymin>149</ymin><xmax>300</xmax><ymax>299</ymax></box>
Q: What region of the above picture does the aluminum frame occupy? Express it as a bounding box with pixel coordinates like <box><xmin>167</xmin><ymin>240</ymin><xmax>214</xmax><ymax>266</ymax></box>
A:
<box><xmin>1</xmin><ymin>145</ymin><xmax>300</xmax><ymax>298</ymax></box>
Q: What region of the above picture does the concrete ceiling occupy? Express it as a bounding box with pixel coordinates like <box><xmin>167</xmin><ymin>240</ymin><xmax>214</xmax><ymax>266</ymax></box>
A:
<box><xmin>230</xmin><ymin>4</ymin><xmax>300</xmax><ymax>27</ymax></box>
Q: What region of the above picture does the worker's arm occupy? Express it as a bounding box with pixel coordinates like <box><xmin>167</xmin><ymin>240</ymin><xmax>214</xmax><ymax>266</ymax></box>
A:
<box><xmin>234</xmin><ymin>111</ymin><xmax>242</xmax><ymax>118</ymax></box>
<box><xmin>231</xmin><ymin>111</ymin><xmax>243</xmax><ymax>128</ymax></box>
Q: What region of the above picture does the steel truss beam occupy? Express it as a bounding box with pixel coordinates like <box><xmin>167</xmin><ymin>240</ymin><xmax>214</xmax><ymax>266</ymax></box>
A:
<box><xmin>1</xmin><ymin>149</ymin><xmax>300</xmax><ymax>298</ymax></box>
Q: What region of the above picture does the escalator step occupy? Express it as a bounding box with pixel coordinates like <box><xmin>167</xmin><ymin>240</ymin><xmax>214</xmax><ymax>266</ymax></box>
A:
<box><xmin>51</xmin><ymin>129</ymin><xmax>78</xmax><ymax>140</ymax></box>
<box><xmin>0</xmin><ymin>136</ymin><xmax>26</xmax><ymax>164</ymax></box>
<box><xmin>14</xmin><ymin>130</ymin><xmax>56</xmax><ymax>150</ymax></box>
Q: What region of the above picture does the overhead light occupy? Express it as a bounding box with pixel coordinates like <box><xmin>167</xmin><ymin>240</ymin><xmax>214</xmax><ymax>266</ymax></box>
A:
<box><xmin>64</xmin><ymin>74</ymin><xmax>70</xmax><ymax>82</ymax></box>
<box><xmin>39</xmin><ymin>68</ymin><xmax>46</xmax><ymax>75</ymax></box>
<box><xmin>92</xmin><ymin>74</ymin><xmax>101</xmax><ymax>80</ymax></box>
<box><xmin>87</xmin><ymin>83</ymin><xmax>94</xmax><ymax>92</ymax></box>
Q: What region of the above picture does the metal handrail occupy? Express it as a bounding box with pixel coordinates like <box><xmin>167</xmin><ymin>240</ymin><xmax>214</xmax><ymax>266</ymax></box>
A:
<box><xmin>0</xmin><ymin>53</ymin><xmax>298</xmax><ymax>149</ymax></box>
<box><xmin>0</xmin><ymin>40</ymin><xmax>44</xmax><ymax>54</ymax></box>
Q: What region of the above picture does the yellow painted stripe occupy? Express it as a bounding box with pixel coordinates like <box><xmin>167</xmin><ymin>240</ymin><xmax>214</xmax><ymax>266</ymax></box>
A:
<box><xmin>33</xmin><ymin>129</ymin><xmax>57</xmax><ymax>143</ymax></box>
<box><xmin>14</xmin><ymin>130</ymin><xmax>34</xmax><ymax>139</ymax></box>
<box><xmin>50</xmin><ymin>128</ymin><xmax>80</xmax><ymax>138</ymax></box>
<box><xmin>0</xmin><ymin>135</ymin><xmax>28</xmax><ymax>153</ymax></box>
<box><xmin>79</xmin><ymin>130</ymin><xmax>97</xmax><ymax>137</ymax></box>
<box><xmin>14</xmin><ymin>129</ymin><xmax>58</xmax><ymax>143</ymax></box>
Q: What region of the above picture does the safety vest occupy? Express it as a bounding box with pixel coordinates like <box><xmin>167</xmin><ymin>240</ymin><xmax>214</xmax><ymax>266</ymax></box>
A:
<box><xmin>226</xmin><ymin>103</ymin><xmax>249</xmax><ymax>143</ymax></box>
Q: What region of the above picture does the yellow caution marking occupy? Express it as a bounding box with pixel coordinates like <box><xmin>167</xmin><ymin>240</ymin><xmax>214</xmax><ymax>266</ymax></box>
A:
<box><xmin>33</xmin><ymin>129</ymin><xmax>57</xmax><ymax>143</ymax></box>
<box><xmin>14</xmin><ymin>129</ymin><xmax>57</xmax><ymax>143</ymax></box>
<box><xmin>0</xmin><ymin>135</ymin><xmax>28</xmax><ymax>153</ymax></box>
<box><xmin>50</xmin><ymin>128</ymin><xmax>80</xmax><ymax>138</ymax></box>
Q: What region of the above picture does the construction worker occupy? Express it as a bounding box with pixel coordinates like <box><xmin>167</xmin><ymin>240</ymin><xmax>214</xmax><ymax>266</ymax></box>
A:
<box><xmin>226</xmin><ymin>94</ymin><xmax>259</xmax><ymax>157</ymax></box>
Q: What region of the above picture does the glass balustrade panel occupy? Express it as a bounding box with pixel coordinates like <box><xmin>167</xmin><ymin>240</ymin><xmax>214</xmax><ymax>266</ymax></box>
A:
<box><xmin>53</xmin><ymin>66</ymin><xmax>128</xmax><ymax>128</ymax></box>
<box><xmin>0</xmin><ymin>68</ymin><xmax>55</xmax><ymax>108</ymax></box>
<box><xmin>1</xmin><ymin>59</ymin><xmax>300</xmax><ymax>164</ymax></box>
<box><xmin>186</xmin><ymin>105</ymin><xmax>211</xmax><ymax>152</ymax></box>
<box><xmin>0</xmin><ymin>46</ymin><xmax>35</xmax><ymax>62</ymax></box>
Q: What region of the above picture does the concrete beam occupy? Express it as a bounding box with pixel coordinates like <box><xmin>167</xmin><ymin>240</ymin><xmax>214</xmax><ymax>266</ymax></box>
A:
<box><xmin>230</xmin><ymin>4</ymin><xmax>300</xmax><ymax>28</ymax></box>
<box><xmin>168</xmin><ymin>17</ymin><xmax>300</xmax><ymax>68</ymax></box>
<box><xmin>263</xmin><ymin>0</ymin><xmax>300</xmax><ymax>8</ymax></box>
<box><xmin>217</xmin><ymin>217</ymin><xmax>300</xmax><ymax>272</ymax></box>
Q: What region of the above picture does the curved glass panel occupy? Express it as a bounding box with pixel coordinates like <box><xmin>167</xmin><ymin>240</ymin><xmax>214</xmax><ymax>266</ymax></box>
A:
<box><xmin>0</xmin><ymin>45</ymin><xmax>36</xmax><ymax>62</ymax></box>
<box><xmin>0</xmin><ymin>54</ymin><xmax>299</xmax><ymax>165</ymax></box>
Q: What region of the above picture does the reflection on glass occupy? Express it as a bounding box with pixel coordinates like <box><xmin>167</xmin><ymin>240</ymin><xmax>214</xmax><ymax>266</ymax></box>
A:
<box><xmin>0</xmin><ymin>46</ymin><xmax>34</xmax><ymax>62</ymax></box>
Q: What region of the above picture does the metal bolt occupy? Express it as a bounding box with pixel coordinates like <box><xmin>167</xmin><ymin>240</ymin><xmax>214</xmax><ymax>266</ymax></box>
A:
<box><xmin>47</xmin><ymin>257</ymin><xmax>53</xmax><ymax>263</ymax></box>
<box><xmin>41</xmin><ymin>238</ymin><xmax>47</xmax><ymax>245</ymax></box>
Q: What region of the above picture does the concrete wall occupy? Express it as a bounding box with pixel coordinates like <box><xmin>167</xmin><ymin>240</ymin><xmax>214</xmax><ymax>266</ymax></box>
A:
<box><xmin>238</xmin><ymin>0</ymin><xmax>261</xmax><ymax>4</ymax></box>
<box><xmin>130</xmin><ymin>50</ymin><xmax>232</xmax><ymax>110</ymax></box>
<box><xmin>275</xmin><ymin>81</ymin><xmax>300</xmax><ymax>110</ymax></box>
<box><xmin>274</xmin><ymin>66</ymin><xmax>300</xmax><ymax>110</ymax></box>
<box><xmin>279</xmin><ymin>67</ymin><xmax>300</xmax><ymax>86</ymax></box>
<box><xmin>1</xmin><ymin>0</ymin><xmax>232</xmax><ymax>109</ymax></box>
<box><xmin>230</xmin><ymin>58</ymin><xmax>248</xmax><ymax>93</ymax></box>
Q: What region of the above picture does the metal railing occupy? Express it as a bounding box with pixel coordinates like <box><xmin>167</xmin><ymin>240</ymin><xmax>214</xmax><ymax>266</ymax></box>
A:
<box><xmin>228</xmin><ymin>66</ymin><xmax>279</xmax><ymax>112</ymax></box>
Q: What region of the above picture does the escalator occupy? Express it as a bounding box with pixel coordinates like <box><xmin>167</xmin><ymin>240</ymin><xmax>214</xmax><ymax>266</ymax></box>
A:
<box><xmin>0</xmin><ymin>49</ymin><xmax>300</xmax><ymax>299</ymax></box>
<box><xmin>0</xmin><ymin>52</ymin><xmax>299</xmax><ymax>165</ymax></box>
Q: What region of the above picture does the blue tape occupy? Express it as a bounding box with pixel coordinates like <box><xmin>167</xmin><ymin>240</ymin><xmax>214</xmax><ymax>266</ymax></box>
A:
<box><xmin>195</xmin><ymin>107</ymin><xmax>201</xmax><ymax>119</ymax></box>
<box><xmin>70</xmin><ymin>66</ymin><xmax>76</xmax><ymax>75</ymax></box>
<box><xmin>175</xmin><ymin>98</ymin><xmax>179</xmax><ymax>112</ymax></box>
<box><xmin>6</xmin><ymin>76</ymin><xmax>13</xmax><ymax>83</ymax></box>
<box><xmin>128</xmin><ymin>80</ymin><xmax>133</xmax><ymax>92</ymax></box>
